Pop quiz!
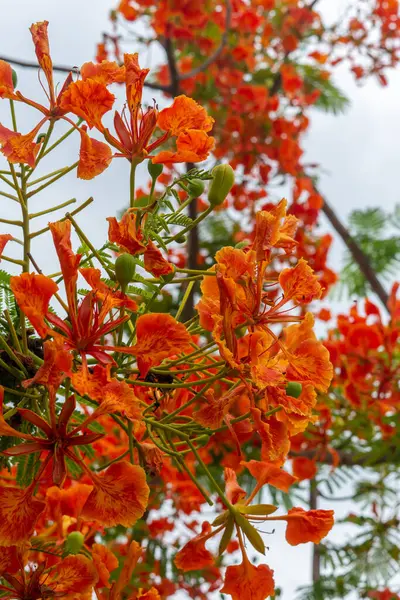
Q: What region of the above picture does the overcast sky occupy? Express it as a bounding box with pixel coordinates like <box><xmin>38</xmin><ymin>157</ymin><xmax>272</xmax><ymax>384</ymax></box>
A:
<box><xmin>0</xmin><ymin>1</ymin><xmax>398</xmax><ymax>598</ymax></box>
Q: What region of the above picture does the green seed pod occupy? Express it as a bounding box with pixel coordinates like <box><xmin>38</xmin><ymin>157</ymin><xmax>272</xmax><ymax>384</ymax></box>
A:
<box><xmin>11</xmin><ymin>69</ymin><xmax>18</xmax><ymax>89</ymax></box>
<box><xmin>208</xmin><ymin>164</ymin><xmax>235</xmax><ymax>207</ymax></box>
<box><xmin>187</xmin><ymin>179</ymin><xmax>205</xmax><ymax>198</ymax></box>
<box><xmin>64</xmin><ymin>531</ymin><xmax>85</xmax><ymax>555</ymax></box>
<box><xmin>147</xmin><ymin>161</ymin><xmax>163</xmax><ymax>180</ymax></box>
<box><xmin>115</xmin><ymin>253</ymin><xmax>136</xmax><ymax>292</ymax></box>
<box><xmin>285</xmin><ymin>381</ymin><xmax>303</xmax><ymax>398</ymax></box>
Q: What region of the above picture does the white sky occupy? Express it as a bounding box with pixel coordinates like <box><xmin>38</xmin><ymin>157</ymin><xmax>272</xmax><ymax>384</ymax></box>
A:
<box><xmin>0</xmin><ymin>0</ymin><xmax>398</xmax><ymax>598</ymax></box>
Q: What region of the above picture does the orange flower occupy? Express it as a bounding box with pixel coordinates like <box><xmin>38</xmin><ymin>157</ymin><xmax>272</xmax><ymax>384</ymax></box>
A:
<box><xmin>46</xmin><ymin>484</ymin><xmax>93</xmax><ymax>521</ymax></box>
<box><xmin>125</xmin><ymin>53</ymin><xmax>150</xmax><ymax>115</ymax></box>
<box><xmin>174</xmin><ymin>522</ymin><xmax>215</xmax><ymax>572</ymax></box>
<box><xmin>152</xmin><ymin>129</ymin><xmax>215</xmax><ymax>164</ymax></box>
<box><xmin>242</xmin><ymin>460</ymin><xmax>297</xmax><ymax>494</ymax></box>
<box><xmin>80</xmin><ymin>266</ymin><xmax>138</xmax><ymax>311</ymax></box>
<box><xmin>252</xmin><ymin>408</ymin><xmax>290</xmax><ymax>466</ymax></box>
<box><xmin>225</xmin><ymin>467</ymin><xmax>247</xmax><ymax>504</ymax></box>
<box><xmin>2</xmin><ymin>394</ymin><xmax>104</xmax><ymax>486</ymax></box>
<box><xmin>279</xmin><ymin>258</ymin><xmax>322</xmax><ymax>304</ymax></box>
<box><xmin>144</xmin><ymin>240</ymin><xmax>174</xmax><ymax>277</ymax></box>
<box><xmin>107</xmin><ymin>211</ymin><xmax>146</xmax><ymax>255</ymax></box>
<box><xmin>81</xmin><ymin>461</ymin><xmax>149</xmax><ymax>527</ymax></box>
<box><xmin>127</xmin><ymin>313</ymin><xmax>192</xmax><ymax>377</ymax></box>
<box><xmin>0</xmin><ymin>121</ymin><xmax>44</xmax><ymax>168</ymax></box>
<box><xmin>44</xmin><ymin>555</ymin><xmax>99</xmax><ymax>595</ymax></box>
<box><xmin>71</xmin><ymin>364</ymin><xmax>112</xmax><ymax>402</ymax></box>
<box><xmin>92</xmin><ymin>543</ymin><xmax>119</xmax><ymax>588</ymax></box>
<box><xmin>10</xmin><ymin>272</ymin><xmax>58</xmax><ymax>338</ymax></box>
<box><xmin>137</xmin><ymin>589</ymin><xmax>161</xmax><ymax>600</ymax></box>
<box><xmin>220</xmin><ymin>559</ymin><xmax>275</xmax><ymax>600</ymax></box>
<box><xmin>29</xmin><ymin>21</ymin><xmax>54</xmax><ymax>103</ymax></box>
<box><xmin>157</xmin><ymin>95</ymin><xmax>214</xmax><ymax>136</ymax></box>
<box><xmin>0</xmin><ymin>60</ymin><xmax>17</xmax><ymax>99</ymax></box>
<box><xmin>0</xmin><ymin>233</ymin><xmax>12</xmax><ymax>260</ymax></box>
<box><xmin>23</xmin><ymin>338</ymin><xmax>72</xmax><ymax>403</ymax></box>
<box><xmin>81</xmin><ymin>60</ymin><xmax>126</xmax><ymax>85</ymax></box>
<box><xmin>272</xmin><ymin>507</ymin><xmax>334</xmax><ymax>546</ymax></box>
<box><xmin>193</xmin><ymin>386</ymin><xmax>242</xmax><ymax>429</ymax></box>
<box><xmin>0</xmin><ymin>484</ymin><xmax>45</xmax><ymax>546</ymax></box>
<box><xmin>252</xmin><ymin>199</ymin><xmax>298</xmax><ymax>261</ymax></box>
<box><xmin>77</xmin><ymin>126</ymin><xmax>113</xmax><ymax>180</ymax></box>
<box><xmin>285</xmin><ymin>313</ymin><xmax>333</xmax><ymax>392</ymax></box>
<box><xmin>109</xmin><ymin>540</ymin><xmax>141</xmax><ymax>600</ymax></box>
<box><xmin>292</xmin><ymin>456</ymin><xmax>317</xmax><ymax>481</ymax></box>
<box><xmin>59</xmin><ymin>79</ymin><xmax>115</xmax><ymax>129</ymax></box>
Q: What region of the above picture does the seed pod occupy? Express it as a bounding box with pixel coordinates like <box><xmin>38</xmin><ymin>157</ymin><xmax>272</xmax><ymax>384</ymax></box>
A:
<box><xmin>286</xmin><ymin>381</ymin><xmax>303</xmax><ymax>398</ymax></box>
<box><xmin>115</xmin><ymin>253</ymin><xmax>136</xmax><ymax>293</ymax></box>
<box><xmin>187</xmin><ymin>179</ymin><xmax>205</xmax><ymax>198</ymax></box>
<box><xmin>147</xmin><ymin>161</ymin><xmax>163</xmax><ymax>180</ymax></box>
<box><xmin>208</xmin><ymin>164</ymin><xmax>235</xmax><ymax>207</ymax></box>
<box><xmin>64</xmin><ymin>531</ymin><xmax>85</xmax><ymax>555</ymax></box>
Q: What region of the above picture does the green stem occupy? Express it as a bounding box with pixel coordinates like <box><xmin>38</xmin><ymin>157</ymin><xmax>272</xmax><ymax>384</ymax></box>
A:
<box><xmin>29</xmin><ymin>198</ymin><xmax>76</xmax><ymax>219</ymax></box>
<box><xmin>29</xmin><ymin>196</ymin><xmax>93</xmax><ymax>239</ymax></box>
<box><xmin>175</xmin><ymin>281</ymin><xmax>195</xmax><ymax>321</ymax></box>
<box><xmin>27</xmin><ymin>162</ymin><xmax>78</xmax><ymax>197</ymax></box>
<box><xmin>130</xmin><ymin>160</ymin><xmax>138</xmax><ymax>208</ymax></box>
<box><xmin>65</xmin><ymin>212</ymin><xmax>114</xmax><ymax>278</ymax></box>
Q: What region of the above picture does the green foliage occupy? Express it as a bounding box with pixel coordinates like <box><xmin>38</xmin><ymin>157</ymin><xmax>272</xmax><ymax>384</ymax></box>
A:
<box><xmin>338</xmin><ymin>205</ymin><xmax>400</xmax><ymax>298</ymax></box>
<box><xmin>300</xmin><ymin>65</ymin><xmax>350</xmax><ymax>115</ymax></box>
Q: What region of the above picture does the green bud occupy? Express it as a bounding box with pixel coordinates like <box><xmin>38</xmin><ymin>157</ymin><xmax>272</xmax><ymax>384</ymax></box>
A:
<box><xmin>208</xmin><ymin>164</ymin><xmax>235</xmax><ymax>207</ymax></box>
<box><xmin>235</xmin><ymin>240</ymin><xmax>251</xmax><ymax>249</ymax></box>
<box><xmin>285</xmin><ymin>381</ymin><xmax>303</xmax><ymax>398</ymax></box>
<box><xmin>187</xmin><ymin>179</ymin><xmax>205</xmax><ymax>198</ymax></box>
<box><xmin>11</xmin><ymin>69</ymin><xmax>18</xmax><ymax>89</ymax></box>
<box><xmin>64</xmin><ymin>531</ymin><xmax>84</xmax><ymax>555</ymax></box>
<box><xmin>36</xmin><ymin>133</ymin><xmax>46</xmax><ymax>144</ymax></box>
<box><xmin>175</xmin><ymin>235</ymin><xmax>186</xmax><ymax>244</ymax></box>
<box><xmin>160</xmin><ymin>266</ymin><xmax>176</xmax><ymax>284</ymax></box>
<box><xmin>147</xmin><ymin>161</ymin><xmax>163</xmax><ymax>180</ymax></box>
<box><xmin>115</xmin><ymin>253</ymin><xmax>136</xmax><ymax>292</ymax></box>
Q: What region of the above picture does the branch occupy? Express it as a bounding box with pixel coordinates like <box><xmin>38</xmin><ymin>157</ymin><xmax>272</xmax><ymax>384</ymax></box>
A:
<box><xmin>179</xmin><ymin>0</ymin><xmax>232</xmax><ymax>81</ymax></box>
<box><xmin>0</xmin><ymin>54</ymin><xmax>171</xmax><ymax>94</ymax></box>
<box><xmin>320</xmin><ymin>191</ymin><xmax>390</xmax><ymax>311</ymax></box>
<box><xmin>290</xmin><ymin>447</ymin><xmax>397</xmax><ymax>467</ymax></box>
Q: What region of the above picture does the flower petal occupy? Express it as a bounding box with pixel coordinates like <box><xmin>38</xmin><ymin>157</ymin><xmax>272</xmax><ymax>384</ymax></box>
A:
<box><xmin>82</xmin><ymin>461</ymin><xmax>149</xmax><ymax>527</ymax></box>
<box><xmin>220</xmin><ymin>560</ymin><xmax>275</xmax><ymax>600</ymax></box>
<box><xmin>0</xmin><ymin>485</ymin><xmax>45</xmax><ymax>546</ymax></box>
<box><xmin>77</xmin><ymin>126</ymin><xmax>112</xmax><ymax>180</ymax></box>
<box><xmin>10</xmin><ymin>272</ymin><xmax>58</xmax><ymax>338</ymax></box>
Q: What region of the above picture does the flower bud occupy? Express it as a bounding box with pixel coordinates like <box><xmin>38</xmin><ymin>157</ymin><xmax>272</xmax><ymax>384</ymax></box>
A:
<box><xmin>115</xmin><ymin>253</ymin><xmax>136</xmax><ymax>292</ymax></box>
<box><xmin>187</xmin><ymin>179</ymin><xmax>205</xmax><ymax>198</ymax></box>
<box><xmin>285</xmin><ymin>382</ymin><xmax>303</xmax><ymax>398</ymax></box>
<box><xmin>64</xmin><ymin>531</ymin><xmax>85</xmax><ymax>555</ymax></box>
<box><xmin>12</xmin><ymin>69</ymin><xmax>18</xmax><ymax>88</ymax></box>
<box><xmin>208</xmin><ymin>164</ymin><xmax>235</xmax><ymax>207</ymax></box>
<box><xmin>235</xmin><ymin>240</ymin><xmax>250</xmax><ymax>249</ymax></box>
<box><xmin>175</xmin><ymin>235</ymin><xmax>186</xmax><ymax>244</ymax></box>
<box><xmin>147</xmin><ymin>161</ymin><xmax>163</xmax><ymax>180</ymax></box>
<box><xmin>160</xmin><ymin>266</ymin><xmax>176</xmax><ymax>283</ymax></box>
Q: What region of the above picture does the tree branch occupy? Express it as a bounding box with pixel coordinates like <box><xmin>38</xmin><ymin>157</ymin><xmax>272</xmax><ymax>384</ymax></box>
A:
<box><xmin>320</xmin><ymin>192</ymin><xmax>389</xmax><ymax>311</ymax></box>
<box><xmin>179</xmin><ymin>0</ymin><xmax>232</xmax><ymax>81</ymax></box>
<box><xmin>0</xmin><ymin>54</ymin><xmax>171</xmax><ymax>94</ymax></box>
